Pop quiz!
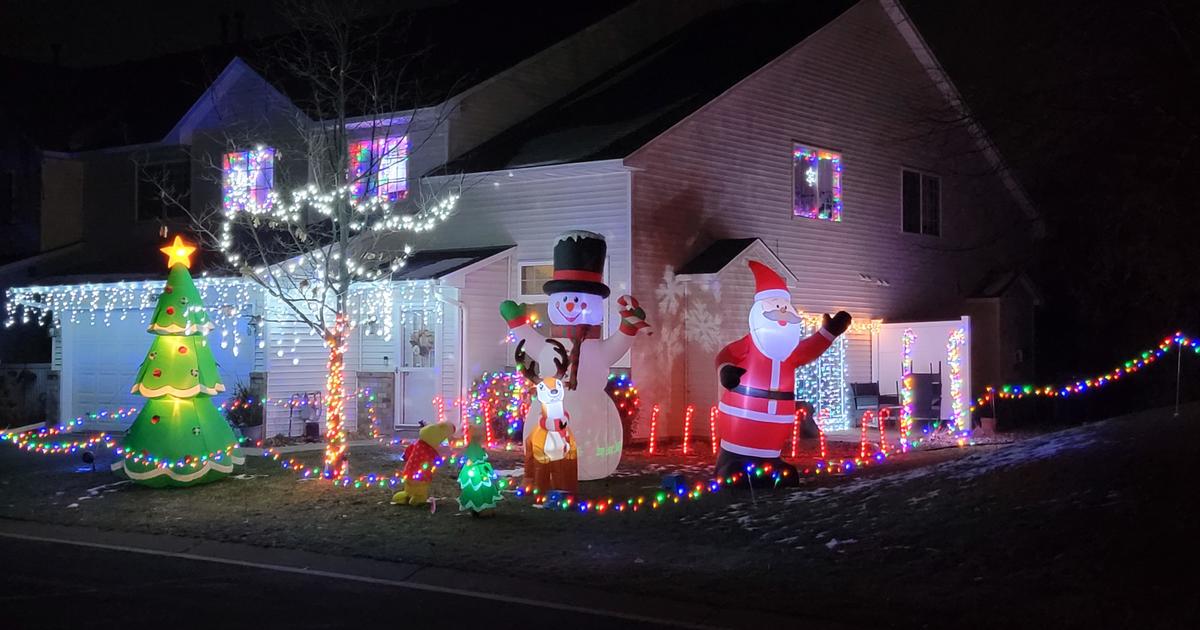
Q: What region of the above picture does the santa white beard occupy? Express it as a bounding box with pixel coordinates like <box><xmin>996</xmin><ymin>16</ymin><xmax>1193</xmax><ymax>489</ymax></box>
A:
<box><xmin>748</xmin><ymin>302</ymin><xmax>803</xmax><ymax>361</ymax></box>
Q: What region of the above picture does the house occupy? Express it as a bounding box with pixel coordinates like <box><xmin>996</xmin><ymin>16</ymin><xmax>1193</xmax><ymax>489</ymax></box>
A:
<box><xmin>3</xmin><ymin>0</ymin><xmax>1039</xmax><ymax>442</ymax></box>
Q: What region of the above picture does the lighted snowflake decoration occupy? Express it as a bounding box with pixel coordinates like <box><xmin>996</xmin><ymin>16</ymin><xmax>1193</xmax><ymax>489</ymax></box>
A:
<box><xmin>805</xmin><ymin>167</ymin><xmax>818</xmax><ymax>187</ymax></box>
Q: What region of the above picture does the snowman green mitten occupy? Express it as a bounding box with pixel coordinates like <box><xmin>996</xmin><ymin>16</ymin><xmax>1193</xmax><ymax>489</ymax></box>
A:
<box><xmin>500</xmin><ymin>300</ymin><xmax>531</xmax><ymax>328</ymax></box>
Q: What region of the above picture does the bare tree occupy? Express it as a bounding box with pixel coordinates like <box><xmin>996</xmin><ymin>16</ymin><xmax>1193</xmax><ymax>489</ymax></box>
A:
<box><xmin>152</xmin><ymin>1</ymin><xmax>463</xmax><ymax>478</ymax></box>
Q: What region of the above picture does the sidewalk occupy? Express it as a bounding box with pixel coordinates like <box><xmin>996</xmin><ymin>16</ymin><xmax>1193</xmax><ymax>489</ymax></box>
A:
<box><xmin>0</xmin><ymin>517</ymin><xmax>821</xmax><ymax>630</ymax></box>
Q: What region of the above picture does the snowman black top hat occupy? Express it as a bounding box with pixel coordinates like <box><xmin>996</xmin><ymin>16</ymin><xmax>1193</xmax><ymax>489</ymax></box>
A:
<box><xmin>543</xmin><ymin>230</ymin><xmax>610</xmax><ymax>298</ymax></box>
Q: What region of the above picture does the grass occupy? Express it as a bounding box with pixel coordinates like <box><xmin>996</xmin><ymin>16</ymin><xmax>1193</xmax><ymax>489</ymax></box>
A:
<box><xmin>3</xmin><ymin>409</ymin><xmax>1194</xmax><ymax>628</ymax></box>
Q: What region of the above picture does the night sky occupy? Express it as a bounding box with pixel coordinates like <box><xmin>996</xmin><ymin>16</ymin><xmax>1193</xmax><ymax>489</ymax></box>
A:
<box><xmin>3</xmin><ymin>0</ymin><xmax>1197</xmax><ymax>410</ymax></box>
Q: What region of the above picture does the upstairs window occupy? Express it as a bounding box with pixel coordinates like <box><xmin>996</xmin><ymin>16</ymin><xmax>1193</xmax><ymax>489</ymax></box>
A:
<box><xmin>136</xmin><ymin>159</ymin><xmax>190</xmax><ymax>221</ymax></box>
<box><xmin>902</xmin><ymin>169</ymin><xmax>940</xmax><ymax>236</ymax></box>
<box><xmin>222</xmin><ymin>147</ymin><xmax>276</xmax><ymax>212</ymax></box>
<box><xmin>793</xmin><ymin>144</ymin><xmax>843</xmax><ymax>222</ymax></box>
<box><xmin>349</xmin><ymin>136</ymin><xmax>409</xmax><ymax>202</ymax></box>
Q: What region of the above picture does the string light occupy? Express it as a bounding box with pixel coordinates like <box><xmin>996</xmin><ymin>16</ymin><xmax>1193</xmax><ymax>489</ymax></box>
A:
<box><xmin>971</xmin><ymin>332</ymin><xmax>1198</xmax><ymax>410</ymax></box>
<box><xmin>322</xmin><ymin>314</ymin><xmax>349</xmax><ymax>479</ymax></box>
<box><xmin>796</xmin><ymin>323</ymin><xmax>850</xmax><ymax>430</ymax></box>
<box><xmin>681</xmin><ymin>404</ymin><xmax>694</xmax><ymax>454</ymax></box>
<box><xmin>709</xmin><ymin>405</ymin><xmax>718</xmax><ymax>455</ymax></box>
<box><xmin>900</xmin><ymin>328</ymin><xmax>916</xmax><ymax>452</ymax></box>
<box><xmin>946</xmin><ymin>327</ymin><xmax>967</xmax><ymax>431</ymax></box>
<box><xmin>860</xmin><ymin>410</ymin><xmax>871</xmax><ymax>459</ymax></box>
<box><xmin>647</xmin><ymin>404</ymin><xmax>660</xmax><ymax>455</ymax></box>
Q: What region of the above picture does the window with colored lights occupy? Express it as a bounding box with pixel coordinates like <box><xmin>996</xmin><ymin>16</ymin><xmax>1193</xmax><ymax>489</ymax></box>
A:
<box><xmin>901</xmin><ymin>169</ymin><xmax>940</xmax><ymax>236</ymax></box>
<box><xmin>349</xmin><ymin>136</ymin><xmax>409</xmax><ymax>202</ymax></box>
<box><xmin>222</xmin><ymin>147</ymin><xmax>275</xmax><ymax>212</ymax></box>
<box><xmin>793</xmin><ymin>144</ymin><xmax>842</xmax><ymax>221</ymax></box>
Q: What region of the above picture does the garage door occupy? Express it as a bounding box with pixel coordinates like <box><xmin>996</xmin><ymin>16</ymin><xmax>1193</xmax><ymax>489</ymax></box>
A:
<box><xmin>63</xmin><ymin>313</ymin><xmax>255</xmax><ymax>429</ymax></box>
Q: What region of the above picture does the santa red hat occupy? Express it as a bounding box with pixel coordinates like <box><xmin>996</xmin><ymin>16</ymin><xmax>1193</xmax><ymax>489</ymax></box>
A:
<box><xmin>748</xmin><ymin>260</ymin><xmax>790</xmax><ymax>302</ymax></box>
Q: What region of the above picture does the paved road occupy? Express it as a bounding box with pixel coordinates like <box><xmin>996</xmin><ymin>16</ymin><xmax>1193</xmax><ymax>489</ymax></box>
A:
<box><xmin>0</xmin><ymin>537</ymin><xmax>678</xmax><ymax>630</ymax></box>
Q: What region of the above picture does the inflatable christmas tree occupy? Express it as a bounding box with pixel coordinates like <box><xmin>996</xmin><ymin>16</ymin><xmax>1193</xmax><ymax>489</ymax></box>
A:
<box><xmin>457</xmin><ymin>442</ymin><xmax>501</xmax><ymax>516</ymax></box>
<box><xmin>111</xmin><ymin>236</ymin><xmax>244</xmax><ymax>487</ymax></box>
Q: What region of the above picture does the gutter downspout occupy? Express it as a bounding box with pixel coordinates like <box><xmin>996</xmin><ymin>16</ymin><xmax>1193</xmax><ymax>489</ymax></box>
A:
<box><xmin>436</xmin><ymin>286</ymin><xmax>467</xmax><ymax>425</ymax></box>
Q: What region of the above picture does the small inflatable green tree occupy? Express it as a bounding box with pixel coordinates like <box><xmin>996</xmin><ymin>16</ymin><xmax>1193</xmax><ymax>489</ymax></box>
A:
<box><xmin>457</xmin><ymin>442</ymin><xmax>501</xmax><ymax>516</ymax></box>
<box><xmin>111</xmin><ymin>237</ymin><xmax>243</xmax><ymax>487</ymax></box>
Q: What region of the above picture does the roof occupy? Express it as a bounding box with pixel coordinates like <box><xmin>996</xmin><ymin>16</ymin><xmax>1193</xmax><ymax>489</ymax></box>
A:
<box><xmin>968</xmin><ymin>270</ymin><xmax>1043</xmax><ymax>304</ymax></box>
<box><xmin>437</xmin><ymin>0</ymin><xmax>854</xmax><ymax>173</ymax></box>
<box><xmin>392</xmin><ymin>246</ymin><xmax>514</xmax><ymax>281</ymax></box>
<box><xmin>677</xmin><ymin>238</ymin><xmax>759</xmax><ymax>275</ymax></box>
<box><xmin>16</xmin><ymin>243</ymin><xmax>234</xmax><ymax>287</ymax></box>
<box><xmin>1</xmin><ymin>1</ymin><xmax>627</xmax><ymax>152</ymax></box>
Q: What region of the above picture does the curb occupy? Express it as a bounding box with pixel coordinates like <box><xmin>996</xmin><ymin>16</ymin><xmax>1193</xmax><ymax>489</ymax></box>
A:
<box><xmin>0</xmin><ymin>517</ymin><xmax>815</xmax><ymax>630</ymax></box>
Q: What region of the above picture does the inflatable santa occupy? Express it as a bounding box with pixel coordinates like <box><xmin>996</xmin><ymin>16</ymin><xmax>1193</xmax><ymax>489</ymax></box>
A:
<box><xmin>499</xmin><ymin>231</ymin><xmax>651</xmax><ymax>480</ymax></box>
<box><xmin>715</xmin><ymin>260</ymin><xmax>851</xmax><ymax>485</ymax></box>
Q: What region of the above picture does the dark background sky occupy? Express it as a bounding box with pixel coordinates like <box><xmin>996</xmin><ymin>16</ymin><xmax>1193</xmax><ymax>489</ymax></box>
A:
<box><xmin>2</xmin><ymin>0</ymin><xmax>1196</xmax><ymax>414</ymax></box>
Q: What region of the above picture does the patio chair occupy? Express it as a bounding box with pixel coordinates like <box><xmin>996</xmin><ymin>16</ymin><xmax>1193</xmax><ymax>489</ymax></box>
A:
<box><xmin>849</xmin><ymin>382</ymin><xmax>900</xmax><ymax>427</ymax></box>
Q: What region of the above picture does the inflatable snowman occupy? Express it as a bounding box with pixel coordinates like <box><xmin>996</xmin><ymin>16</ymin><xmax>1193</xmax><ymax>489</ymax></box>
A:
<box><xmin>500</xmin><ymin>231</ymin><xmax>650</xmax><ymax>480</ymax></box>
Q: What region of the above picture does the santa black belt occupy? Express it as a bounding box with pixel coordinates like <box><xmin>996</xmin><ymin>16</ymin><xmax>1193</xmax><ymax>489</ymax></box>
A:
<box><xmin>731</xmin><ymin>385</ymin><xmax>794</xmax><ymax>401</ymax></box>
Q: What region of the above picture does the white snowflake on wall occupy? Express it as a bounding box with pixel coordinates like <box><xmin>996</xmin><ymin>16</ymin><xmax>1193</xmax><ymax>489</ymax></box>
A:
<box><xmin>655</xmin><ymin>266</ymin><xmax>684</xmax><ymax>316</ymax></box>
<box><xmin>685</xmin><ymin>303</ymin><xmax>722</xmax><ymax>352</ymax></box>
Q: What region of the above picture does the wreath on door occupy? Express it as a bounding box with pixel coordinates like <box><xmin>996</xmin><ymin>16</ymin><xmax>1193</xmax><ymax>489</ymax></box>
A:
<box><xmin>409</xmin><ymin>328</ymin><xmax>435</xmax><ymax>358</ymax></box>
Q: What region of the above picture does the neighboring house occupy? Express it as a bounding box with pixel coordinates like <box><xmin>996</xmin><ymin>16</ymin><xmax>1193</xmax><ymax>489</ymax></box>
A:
<box><xmin>3</xmin><ymin>0</ymin><xmax>1040</xmax><ymax>441</ymax></box>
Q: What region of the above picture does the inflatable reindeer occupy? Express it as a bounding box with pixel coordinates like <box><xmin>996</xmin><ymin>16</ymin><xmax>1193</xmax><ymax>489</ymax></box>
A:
<box><xmin>516</xmin><ymin>339</ymin><xmax>579</xmax><ymax>494</ymax></box>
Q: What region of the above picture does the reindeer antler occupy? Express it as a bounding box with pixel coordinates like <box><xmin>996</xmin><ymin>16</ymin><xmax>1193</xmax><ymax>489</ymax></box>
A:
<box><xmin>514</xmin><ymin>339</ymin><xmax>541</xmax><ymax>384</ymax></box>
<box><xmin>547</xmin><ymin>339</ymin><xmax>570</xmax><ymax>381</ymax></box>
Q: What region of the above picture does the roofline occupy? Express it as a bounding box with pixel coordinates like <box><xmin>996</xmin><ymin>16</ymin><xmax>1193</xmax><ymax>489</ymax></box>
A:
<box><xmin>676</xmin><ymin>238</ymin><xmax>799</xmax><ymax>282</ymax></box>
<box><xmin>164</xmin><ymin>57</ymin><xmax>313</xmax><ymax>145</ymax></box>
<box><xmin>424</xmin><ymin>158</ymin><xmax>630</xmax><ymax>182</ymax></box>
<box><xmin>879</xmin><ymin>0</ymin><xmax>1042</xmax><ymax>232</ymax></box>
<box><xmin>435</xmin><ymin>245</ymin><xmax>517</xmax><ymax>284</ymax></box>
<box><xmin>624</xmin><ymin>1</ymin><xmax>857</xmax><ymax>165</ymax></box>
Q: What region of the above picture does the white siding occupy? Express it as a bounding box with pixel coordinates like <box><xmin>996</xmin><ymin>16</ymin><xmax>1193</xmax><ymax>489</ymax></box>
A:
<box><xmin>460</xmin><ymin>257</ymin><xmax>513</xmax><ymax>384</ymax></box>
<box><xmin>420</xmin><ymin>163</ymin><xmax>633</xmax><ymax>346</ymax></box>
<box><xmin>627</xmin><ymin>0</ymin><xmax>1031</xmax><ymax>434</ymax></box>
<box><xmin>263</xmin><ymin>308</ymin><xmax>356</xmax><ymax>438</ymax></box>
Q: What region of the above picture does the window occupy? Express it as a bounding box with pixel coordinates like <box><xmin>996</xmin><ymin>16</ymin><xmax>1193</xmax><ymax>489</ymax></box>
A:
<box><xmin>519</xmin><ymin>262</ymin><xmax>554</xmax><ymax>301</ymax></box>
<box><xmin>902</xmin><ymin>169</ymin><xmax>941</xmax><ymax>236</ymax></box>
<box><xmin>222</xmin><ymin>147</ymin><xmax>276</xmax><ymax>212</ymax></box>
<box><xmin>349</xmin><ymin>136</ymin><xmax>408</xmax><ymax>202</ymax></box>
<box><xmin>793</xmin><ymin>144</ymin><xmax>843</xmax><ymax>221</ymax></box>
<box><xmin>136</xmin><ymin>159</ymin><xmax>190</xmax><ymax>221</ymax></box>
<box><xmin>400</xmin><ymin>309</ymin><xmax>435</xmax><ymax>368</ymax></box>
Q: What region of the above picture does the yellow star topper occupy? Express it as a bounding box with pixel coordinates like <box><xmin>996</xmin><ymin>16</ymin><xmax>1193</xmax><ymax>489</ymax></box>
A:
<box><xmin>160</xmin><ymin>235</ymin><xmax>197</xmax><ymax>268</ymax></box>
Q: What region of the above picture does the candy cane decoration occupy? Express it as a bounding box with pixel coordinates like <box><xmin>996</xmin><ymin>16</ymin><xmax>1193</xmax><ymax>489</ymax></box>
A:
<box><xmin>790</xmin><ymin>407</ymin><xmax>808</xmax><ymax>459</ymax></box>
<box><xmin>434</xmin><ymin>396</ymin><xmax>445</xmax><ymax>425</ymax></box>
<box><xmin>879</xmin><ymin>407</ymin><xmax>891</xmax><ymax>453</ymax></box>
<box><xmin>859</xmin><ymin>410</ymin><xmax>873</xmax><ymax>459</ymax></box>
<box><xmin>682</xmin><ymin>404</ymin><xmax>694</xmax><ymax>454</ymax></box>
<box><xmin>709</xmin><ymin>406</ymin><xmax>719</xmax><ymax>455</ymax></box>
<box><xmin>483</xmin><ymin>400</ymin><xmax>494</xmax><ymax>447</ymax></box>
<box><xmin>648</xmin><ymin>404</ymin><xmax>660</xmax><ymax>455</ymax></box>
<box><xmin>817</xmin><ymin>408</ymin><xmax>829</xmax><ymax>461</ymax></box>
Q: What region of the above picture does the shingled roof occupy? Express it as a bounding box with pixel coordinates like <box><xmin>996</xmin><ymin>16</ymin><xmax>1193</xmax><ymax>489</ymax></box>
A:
<box><xmin>0</xmin><ymin>1</ymin><xmax>628</xmax><ymax>152</ymax></box>
<box><xmin>436</xmin><ymin>0</ymin><xmax>853</xmax><ymax>173</ymax></box>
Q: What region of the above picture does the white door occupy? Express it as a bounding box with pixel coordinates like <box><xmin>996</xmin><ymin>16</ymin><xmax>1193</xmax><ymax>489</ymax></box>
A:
<box><xmin>396</xmin><ymin>308</ymin><xmax>438</xmax><ymax>426</ymax></box>
<box><xmin>873</xmin><ymin>317</ymin><xmax>971</xmax><ymax>427</ymax></box>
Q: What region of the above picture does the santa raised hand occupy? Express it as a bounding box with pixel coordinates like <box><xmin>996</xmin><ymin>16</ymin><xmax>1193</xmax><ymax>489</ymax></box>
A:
<box><xmin>714</xmin><ymin>260</ymin><xmax>851</xmax><ymax>485</ymax></box>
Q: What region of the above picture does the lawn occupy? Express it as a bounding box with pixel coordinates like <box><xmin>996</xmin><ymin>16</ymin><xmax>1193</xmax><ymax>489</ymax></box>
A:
<box><xmin>2</xmin><ymin>408</ymin><xmax>1195</xmax><ymax>628</ymax></box>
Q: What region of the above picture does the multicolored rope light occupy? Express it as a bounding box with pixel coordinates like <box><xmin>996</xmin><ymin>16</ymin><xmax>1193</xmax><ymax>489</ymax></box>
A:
<box><xmin>970</xmin><ymin>332</ymin><xmax>1197</xmax><ymax>410</ymax></box>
